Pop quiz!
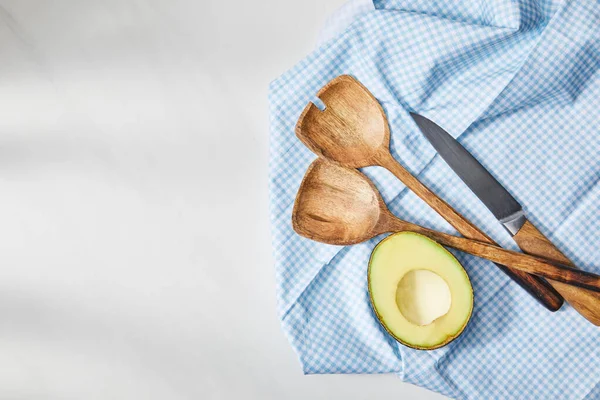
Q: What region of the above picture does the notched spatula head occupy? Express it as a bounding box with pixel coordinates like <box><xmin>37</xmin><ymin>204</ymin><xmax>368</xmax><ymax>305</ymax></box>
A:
<box><xmin>295</xmin><ymin>75</ymin><xmax>390</xmax><ymax>168</ymax></box>
<box><xmin>292</xmin><ymin>158</ymin><xmax>387</xmax><ymax>245</ymax></box>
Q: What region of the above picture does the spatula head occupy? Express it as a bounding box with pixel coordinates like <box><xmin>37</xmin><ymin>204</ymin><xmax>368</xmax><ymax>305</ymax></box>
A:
<box><xmin>292</xmin><ymin>158</ymin><xmax>385</xmax><ymax>245</ymax></box>
<box><xmin>295</xmin><ymin>75</ymin><xmax>390</xmax><ymax>169</ymax></box>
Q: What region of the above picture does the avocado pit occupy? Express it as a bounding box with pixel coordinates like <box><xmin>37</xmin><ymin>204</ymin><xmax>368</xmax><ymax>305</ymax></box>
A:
<box><xmin>396</xmin><ymin>269</ymin><xmax>452</xmax><ymax>326</ymax></box>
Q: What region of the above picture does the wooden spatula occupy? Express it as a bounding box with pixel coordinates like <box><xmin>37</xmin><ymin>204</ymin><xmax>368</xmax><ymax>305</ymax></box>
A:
<box><xmin>292</xmin><ymin>159</ymin><xmax>600</xmax><ymax>293</ymax></box>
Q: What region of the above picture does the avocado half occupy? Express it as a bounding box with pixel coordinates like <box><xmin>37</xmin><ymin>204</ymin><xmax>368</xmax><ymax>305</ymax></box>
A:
<box><xmin>368</xmin><ymin>232</ymin><xmax>473</xmax><ymax>350</ymax></box>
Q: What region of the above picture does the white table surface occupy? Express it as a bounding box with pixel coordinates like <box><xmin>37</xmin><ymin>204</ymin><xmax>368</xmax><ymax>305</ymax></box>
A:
<box><xmin>0</xmin><ymin>1</ymin><xmax>445</xmax><ymax>398</ymax></box>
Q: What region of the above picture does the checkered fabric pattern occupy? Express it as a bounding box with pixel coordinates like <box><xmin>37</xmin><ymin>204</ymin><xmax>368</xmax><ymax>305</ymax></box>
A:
<box><xmin>268</xmin><ymin>0</ymin><xmax>600</xmax><ymax>398</ymax></box>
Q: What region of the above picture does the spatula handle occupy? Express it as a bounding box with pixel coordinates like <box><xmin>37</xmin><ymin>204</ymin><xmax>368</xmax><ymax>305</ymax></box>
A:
<box><xmin>383</xmin><ymin>217</ymin><xmax>600</xmax><ymax>293</ymax></box>
<box><xmin>514</xmin><ymin>220</ymin><xmax>600</xmax><ymax>325</ymax></box>
<box><xmin>377</xmin><ymin>152</ymin><xmax>564</xmax><ymax>311</ymax></box>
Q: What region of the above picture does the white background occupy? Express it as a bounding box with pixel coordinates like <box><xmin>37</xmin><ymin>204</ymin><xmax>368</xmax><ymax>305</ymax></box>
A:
<box><xmin>0</xmin><ymin>1</ymin><xmax>443</xmax><ymax>398</ymax></box>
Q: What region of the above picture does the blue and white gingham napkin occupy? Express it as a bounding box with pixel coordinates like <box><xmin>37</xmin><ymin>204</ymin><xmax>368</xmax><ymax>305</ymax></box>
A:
<box><xmin>268</xmin><ymin>0</ymin><xmax>600</xmax><ymax>398</ymax></box>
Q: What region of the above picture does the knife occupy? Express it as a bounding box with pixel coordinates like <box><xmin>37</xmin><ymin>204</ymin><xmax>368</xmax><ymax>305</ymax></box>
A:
<box><xmin>411</xmin><ymin>112</ymin><xmax>600</xmax><ymax>325</ymax></box>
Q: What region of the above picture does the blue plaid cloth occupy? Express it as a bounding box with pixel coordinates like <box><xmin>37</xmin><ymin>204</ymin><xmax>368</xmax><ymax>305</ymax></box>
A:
<box><xmin>268</xmin><ymin>0</ymin><xmax>600</xmax><ymax>398</ymax></box>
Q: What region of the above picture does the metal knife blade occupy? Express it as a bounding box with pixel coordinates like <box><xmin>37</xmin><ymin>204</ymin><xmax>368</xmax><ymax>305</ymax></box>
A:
<box><xmin>410</xmin><ymin>112</ymin><xmax>526</xmax><ymax>235</ymax></box>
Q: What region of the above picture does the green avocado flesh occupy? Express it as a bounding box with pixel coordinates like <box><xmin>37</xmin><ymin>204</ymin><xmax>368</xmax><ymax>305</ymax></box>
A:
<box><xmin>368</xmin><ymin>232</ymin><xmax>473</xmax><ymax>350</ymax></box>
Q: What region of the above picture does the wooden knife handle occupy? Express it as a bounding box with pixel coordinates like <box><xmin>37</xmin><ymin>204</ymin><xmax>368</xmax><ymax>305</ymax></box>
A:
<box><xmin>378</xmin><ymin>152</ymin><xmax>564</xmax><ymax>311</ymax></box>
<box><xmin>492</xmin><ymin>263</ymin><xmax>563</xmax><ymax>311</ymax></box>
<box><xmin>513</xmin><ymin>220</ymin><xmax>600</xmax><ymax>325</ymax></box>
